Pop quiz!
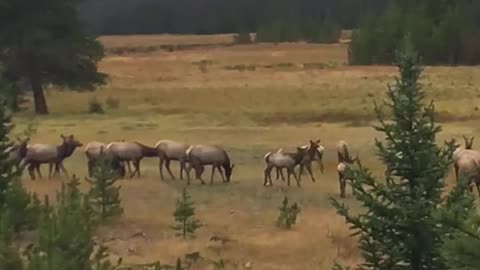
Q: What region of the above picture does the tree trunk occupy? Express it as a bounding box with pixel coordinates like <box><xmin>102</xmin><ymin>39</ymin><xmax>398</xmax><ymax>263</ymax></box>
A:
<box><xmin>30</xmin><ymin>68</ymin><xmax>48</xmax><ymax>114</ymax></box>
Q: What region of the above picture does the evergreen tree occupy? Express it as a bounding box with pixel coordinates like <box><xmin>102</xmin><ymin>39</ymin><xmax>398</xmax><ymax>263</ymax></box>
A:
<box><xmin>86</xmin><ymin>157</ymin><xmax>123</xmax><ymax>221</ymax></box>
<box><xmin>172</xmin><ymin>188</ymin><xmax>202</xmax><ymax>239</ymax></box>
<box><xmin>331</xmin><ymin>38</ymin><xmax>456</xmax><ymax>269</ymax></box>
<box><xmin>0</xmin><ymin>0</ymin><xmax>107</xmax><ymax>114</ymax></box>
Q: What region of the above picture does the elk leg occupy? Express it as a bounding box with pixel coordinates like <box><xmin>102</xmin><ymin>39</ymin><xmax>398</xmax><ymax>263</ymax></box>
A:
<box><xmin>179</xmin><ymin>160</ymin><xmax>186</xmax><ymax>180</ymax></box>
<box><xmin>264</xmin><ymin>165</ymin><xmax>273</xmax><ymax>186</ymax></box>
<box><xmin>275</xmin><ymin>167</ymin><xmax>281</xmax><ymax>181</ymax></box>
<box><xmin>305</xmin><ymin>162</ymin><xmax>315</xmax><ymax>182</ymax></box>
<box><xmin>277</xmin><ymin>168</ymin><xmax>286</xmax><ymax>181</ymax></box>
<box><xmin>59</xmin><ymin>163</ymin><xmax>69</xmax><ymax>179</ymax></box>
<box><xmin>131</xmin><ymin>160</ymin><xmax>140</xmax><ymax>178</ymax></box>
<box><xmin>186</xmin><ymin>163</ymin><xmax>192</xmax><ymax>185</ymax></box>
<box><xmin>159</xmin><ymin>156</ymin><xmax>165</xmax><ymax>180</ymax></box>
<box><xmin>35</xmin><ymin>164</ymin><xmax>42</xmax><ymax>179</ymax></box>
<box><xmin>210</xmin><ymin>165</ymin><xmax>216</xmax><ymax>185</ymax></box>
<box><xmin>339</xmin><ymin>173</ymin><xmax>346</xmax><ymax>198</ymax></box>
<box><xmin>454</xmin><ymin>163</ymin><xmax>459</xmax><ymax>182</ymax></box>
<box><xmin>125</xmin><ymin>161</ymin><xmax>132</xmax><ymax>175</ymax></box>
<box><xmin>196</xmin><ymin>165</ymin><xmax>205</xmax><ymax>185</ymax></box>
<box><xmin>27</xmin><ymin>163</ymin><xmax>36</xmax><ymax>181</ymax></box>
<box><xmin>165</xmin><ymin>159</ymin><xmax>176</xmax><ymax>180</ymax></box>
<box><xmin>217</xmin><ymin>166</ymin><xmax>226</xmax><ymax>182</ymax></box>
<box><xmin>87</xmin><ymin>159</ymin><xmax>94</xmax><ymax>177</ymax></box>
<box><xmin>290</xmin><ymin>167</ymin><xmax>300</xmax><ymax>188</ymax></box>
<box><xmin>48</xmin><ymin>163</ymin><xmax>54</xmax><ymax>179</ymax></box>
<box><xmin>298</xmin><ymin>164</ymin><xmax>304</xmax><ymax>182</ymax></box>
<box><xmin>476</xmin><ymin>178</ymin><xmax>480</xmax><ymax>197</ymax></box>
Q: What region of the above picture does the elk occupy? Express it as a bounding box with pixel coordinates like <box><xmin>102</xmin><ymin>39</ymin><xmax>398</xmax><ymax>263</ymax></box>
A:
<box><xmin>21</xmin><ymin>134</ymin><xmax>83</xmax><ymax>180</ymax></box>
<box><xmin>155</xmin><ymin>140</ymin><xmax>190</xmax><ymax>180</ymax></box>
<box><xmin>185</xmin><ymin>145</ymin><xmax>234</xmax><ymax>185</ymax></box>
<box><xmin>104</xmin><ymin>141</ymin><xmax>158</xmax><ymax>178</ymax></box>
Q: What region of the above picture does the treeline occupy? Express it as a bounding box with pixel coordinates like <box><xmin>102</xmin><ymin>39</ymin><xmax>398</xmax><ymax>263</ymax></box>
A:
<box><xmin>79</xmin><ymin>0</ymin><xmax>387</xmax><ymax>35</ymax></box>
<box><xmin>349</xmin><ymin>0</ymin><xmax>480</xmax><ymax>65</ymax></box>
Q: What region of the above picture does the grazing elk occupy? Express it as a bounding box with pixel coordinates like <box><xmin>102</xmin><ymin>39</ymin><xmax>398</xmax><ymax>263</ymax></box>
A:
<box><xmin>104</xmin><ymin>141</ymin><xmax>158</xmax><ymax>178</ymax></box>
<box><xmin>20</xmin><ymin>134</ymin><xmax>83</xmax><ymax>180</ymax></box>
<box><xmin>264</xmin><ymin>147</ymin><xmax>308</xmax><ymax>187</ymax></box>
<box><xmin>155</xmin><ymin>140</ymin><xmax>190</xmax><ymax>180</ymax></box>
<box><xmin>337</xmin><ymin>155</ymin><xmax>361</xmax><ymax>198</ymax></box>
<box><xmin>452</xmin><ymin>136</ymin><xmax>480</xmax><ymax>194</ymax></box>
<box><xmin>185</xmin><ymin>145</ymin><xmax>235</xmax><ymax>185</ymax></box>
<box><xmin>4</xmin><ymin>137</ymin><xmax>29</xmax><ymax>171</ymax></box>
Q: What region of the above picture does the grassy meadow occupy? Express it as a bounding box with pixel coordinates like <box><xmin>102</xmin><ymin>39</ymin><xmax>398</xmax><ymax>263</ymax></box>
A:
<box><xmin>12</xmin><ymin>34</ymin><xmax>480</xmax><ymax>269</ymax></box>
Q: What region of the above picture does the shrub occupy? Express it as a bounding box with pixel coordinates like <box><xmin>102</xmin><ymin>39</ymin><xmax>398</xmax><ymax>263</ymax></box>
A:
<box><xmin>88</xmin><ymin>97</ymin><xmax>105</xmax><ymax>114</ymax></box>
<box><xmin>277</xmin><ymin>196</ymin><xmax>301</xmax><ymax>230</ymax></box>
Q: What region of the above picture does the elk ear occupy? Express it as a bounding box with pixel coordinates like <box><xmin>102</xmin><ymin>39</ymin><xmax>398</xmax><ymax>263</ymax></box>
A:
<box><xmin>60</xmin><ymin>134</ymin><xmax>65</xmax><ymax>139</ymax></box>
<box><xmin>231</xmin><ymin>164</ymin><xmax>235</xmax><ymax>169</ymax></box>
<box><xmin>316</xmin><ymin>139</ymin><xmax>321</xmax><ymax>144</ymax></box>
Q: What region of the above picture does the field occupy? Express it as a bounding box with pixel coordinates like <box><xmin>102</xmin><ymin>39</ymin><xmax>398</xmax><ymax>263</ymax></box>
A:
<box><xmin>13</xmin><ymin>33</ymin><xmax>480</xmax><ymax>269</ymax></box>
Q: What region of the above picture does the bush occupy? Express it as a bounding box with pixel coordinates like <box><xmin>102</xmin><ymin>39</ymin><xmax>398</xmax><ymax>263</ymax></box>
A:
<box><xmin>88</xmin><ymin>97</ymin><xmax>105</xmax><ymax>114</ymax></box>
<box><xmin>276</xmin><ymin>196</ymin><xmax>301</xmax><ymax>230</ymax></box>
<box><xmin>105</xmin><ymin>96</ymin><xmax>120</xmax><ymax>109</ymax></box>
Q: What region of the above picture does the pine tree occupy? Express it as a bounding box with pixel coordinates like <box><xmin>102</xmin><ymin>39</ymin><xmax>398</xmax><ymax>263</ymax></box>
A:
<box><xmin>331</xmin><ymin>37</ymin><xmax>456</xmax><ymax>269</ymax></box>
<box><xmin>86</xmin><ymin>157</ymin><xmax>123</xmax><ymax>221</ymax></box>
<box><xmin>172</xmin><ymin>188</ymin><xmax>202</xmax><ymax>239</ymax></box>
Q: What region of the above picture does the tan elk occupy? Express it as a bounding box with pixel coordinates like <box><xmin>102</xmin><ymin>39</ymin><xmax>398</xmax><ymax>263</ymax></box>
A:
<box><xmin>271</xmin><ymin>140</ymin><xmax>324</xmax><ymax>183</ymax></box>
<box><xmin>453</xmin><ymin>136</ymin><xmax>480</xmax><ymax>194</ymax></box>
<box><xmin>155</xmin><ymin>140</ymin><xmax>190</xmax><ymax>180</ymax></box>
<box><xmin>264</xmin><ymin>144</ymin><xmax>315</xmax><ymax>188</ymax></box>
<box><xmin>20</xmin><ymin>134</ymin><xmax>83</xmax><ymax>180</ymax></box>
<box><xmin>104</xmin><ymin>141</ymin><xmax>158</xmax><ymax>178</ymax></box>
<box><xmin>337</xmin><ymin>155</ymin><xmax>361</xmax><ymax>198</ymax></box>
<box><xmin>5</xmin><ymin>137</ymin><xmax>29</xmax><ymax>171</ymax></box>
<box><xmin>185</xmin><ymin>145</ymin><xmax>234</xmax><ymax>185</ymax></box>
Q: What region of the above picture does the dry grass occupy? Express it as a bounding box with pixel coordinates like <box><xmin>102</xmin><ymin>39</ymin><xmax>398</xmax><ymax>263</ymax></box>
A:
<box><xmin>13</xmin><ymin>34</ymin><xmax>480</xmax><ymax>269</ymax></box>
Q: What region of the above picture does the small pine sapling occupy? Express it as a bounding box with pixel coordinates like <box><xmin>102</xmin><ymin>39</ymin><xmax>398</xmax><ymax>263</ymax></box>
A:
<box><xmin>27</xmin><ymin>175</ymin><xmax>119</xmax><ymax>270</ymax></box>
<box><xmin>86</xmin><ymin>157</ymin><xmax>123</xmax><ymax>221</ymax></box>
<box><xmin>277</xmin><ymin>196</ymin><xmax>301</xmax><ymax>229</ymax></box>
<box><xmin>172</xmin><ymin>188</ymin><xmax>202</xmax><ymax>239</ymax></box>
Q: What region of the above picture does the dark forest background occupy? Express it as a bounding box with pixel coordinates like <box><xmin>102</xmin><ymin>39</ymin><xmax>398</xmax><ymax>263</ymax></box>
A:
<box><xmin>78</xmin><ymin>0</ymin><xmax>387</xmax><ymax>35</ymax></box>
<box><xmin>78</xmin><ymin>0</ymin><xmax>480</xmax><ymax>65</ymax></box>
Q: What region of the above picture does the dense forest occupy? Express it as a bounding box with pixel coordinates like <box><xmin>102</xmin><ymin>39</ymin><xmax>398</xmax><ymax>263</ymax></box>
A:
<box><xmin>78</xmin><ymin>0</ymin><xmax>387</xmax><ymax>35</ymax></box>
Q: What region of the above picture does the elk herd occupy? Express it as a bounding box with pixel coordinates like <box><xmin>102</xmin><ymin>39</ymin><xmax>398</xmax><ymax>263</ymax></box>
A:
<box><xmin>4</xmin><ymin>134</ymin><xmax>480</xmax><ymax>198</ymax></box>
